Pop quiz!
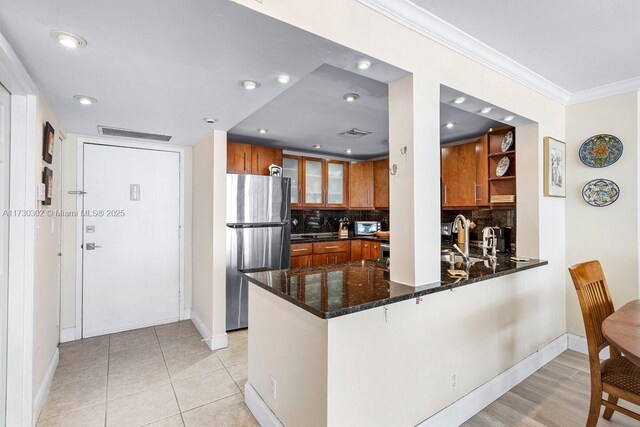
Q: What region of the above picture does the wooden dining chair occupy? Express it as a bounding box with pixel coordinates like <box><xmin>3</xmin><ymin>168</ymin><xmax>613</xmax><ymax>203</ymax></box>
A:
<box><xmin>568</xmin><ymin>260</ymin><xmax>640</xmax><ymax>426</ymax></box>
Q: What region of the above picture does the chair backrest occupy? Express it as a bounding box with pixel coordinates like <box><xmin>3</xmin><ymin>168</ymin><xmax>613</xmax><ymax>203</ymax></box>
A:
<box><xmin>568</xmin><ymin>260</ymin><xmax>615</xmax><ymax>357</ymax></box>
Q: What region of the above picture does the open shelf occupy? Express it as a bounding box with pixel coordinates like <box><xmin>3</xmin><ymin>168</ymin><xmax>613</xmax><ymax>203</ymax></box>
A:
<box><xmin>489</xmin><ymin>176</ymin><xmax>516</xmax><ymax>181</ymax></box>
<box><xmin>488</xmin><ymin>150</ymin><xmax>515</xmax><ymax>158</ymax></box>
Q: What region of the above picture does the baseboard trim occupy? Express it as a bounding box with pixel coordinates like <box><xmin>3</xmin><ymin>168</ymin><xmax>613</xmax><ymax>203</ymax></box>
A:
<box><xmin>567</xmin><ymin>332</ymin><xmax>608</xmax><ymax>359</ymax></box>
<box><xmin>190</xmin><ymin>310</ymin><xmax>228</xmax><ymax>350</ymax></box>
<box><xmin>59</xmin><ymin>327</ymin><xmax>76</xmax><ymax>343</ymax></box>
<box><xmin>418</xmin><ymin>334</ymin><xmax>568</xmax><ymax>427</ymax></box>
<box><xmin>33</xmin><ymin>348</ymin><xmax>59</xmax><ymax>424</ymax></box>
<box><xmin>245</xmin><ymin>382</ymin><xmax>284</xmax><ymax>427</ymax></box>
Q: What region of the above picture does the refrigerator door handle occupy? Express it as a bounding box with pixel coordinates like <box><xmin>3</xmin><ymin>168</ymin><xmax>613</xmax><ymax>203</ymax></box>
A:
<box><xmin>226</xmin><ymin>221</ymin><xmax>289</xmax><ymax>229</ymax></box>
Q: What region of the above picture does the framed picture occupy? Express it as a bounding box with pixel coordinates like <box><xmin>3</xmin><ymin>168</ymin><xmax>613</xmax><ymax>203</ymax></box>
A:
<box><xmin>544</xmin><ymin>136</ymin><xmax>566</xmax><ymax>198</ymax></box>
<box><xmin>42</xmin><ymin>167</ymin><xmax>53</xmax><ymax>205</ymax></box>
<box><xmin>43</xmin><ymin>121</ymin><xmax>55</xmax><ymax>164</ymax></box>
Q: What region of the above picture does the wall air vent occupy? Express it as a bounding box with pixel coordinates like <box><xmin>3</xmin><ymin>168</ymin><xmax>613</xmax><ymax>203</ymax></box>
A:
<box><xmin>339</xmin><ymin>128</ymin><xmax>373</xmax><ymax>138</ymax></box>
<box><xmin>97</xmin><ymin>126</ymin><xmax>172</xmax><ymax>142</ymax></box>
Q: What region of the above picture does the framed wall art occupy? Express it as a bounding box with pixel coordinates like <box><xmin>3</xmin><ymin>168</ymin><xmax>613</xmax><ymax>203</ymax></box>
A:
<box><xmin>43</xmin><ymin>121</ymin><xmax>55</xmax><ymax>164</ymax></box>
<box><xmin>544</xmin><ymin>136</ymin><xmax>566</xmax><ymax>198</ymax></box>
<box><xmin>42</xmin><ymin>167</ymin><xmax>53</xmax><ymax>205</ymax></box>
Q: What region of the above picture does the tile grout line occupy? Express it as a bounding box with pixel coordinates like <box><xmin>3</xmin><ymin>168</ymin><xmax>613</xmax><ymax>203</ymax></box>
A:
<box><xmin>155</xmin><ymin>326</ymin><xmax>186</xmax><ymax>427</ymax></box>
<box><xmin>104</xmin><ymin>333</ymin><xmax>111</xmax><ymax>427</ymax></box>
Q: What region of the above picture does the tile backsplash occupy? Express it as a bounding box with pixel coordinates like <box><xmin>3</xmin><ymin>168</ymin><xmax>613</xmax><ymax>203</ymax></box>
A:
<box><xmin>442</xmin><ymin>209</ymin><xmax>516</xmax><ymax>246</ymax></box>
<box><xmin>291</xmin><ymin>210</ymin><xmax>390</xmax><ymax>234</ymax></box>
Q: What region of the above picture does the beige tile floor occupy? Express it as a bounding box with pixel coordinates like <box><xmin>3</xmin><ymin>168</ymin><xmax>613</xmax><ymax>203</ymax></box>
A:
<box><xmin>37</xmin><ymin>321</ymin><xmax>257</xmax><ymax>427</ymax></box>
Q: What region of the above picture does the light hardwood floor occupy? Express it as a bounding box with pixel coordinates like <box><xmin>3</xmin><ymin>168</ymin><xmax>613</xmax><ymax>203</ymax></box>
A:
<box><xmin>464</xmin><ymin>350</ymin><xmax>640</xmax><ymax>427</ymax></box>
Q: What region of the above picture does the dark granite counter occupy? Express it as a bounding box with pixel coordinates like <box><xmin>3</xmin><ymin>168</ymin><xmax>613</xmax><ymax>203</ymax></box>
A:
<box><xmin>241</xmin><ymin>254</ymin><xmax>547</xmax><ymax>319</ymax></box>
<box><xmin>291</xmin><ymin>233</ymin><xmax>389</xmax><ymax>244</ymax></box>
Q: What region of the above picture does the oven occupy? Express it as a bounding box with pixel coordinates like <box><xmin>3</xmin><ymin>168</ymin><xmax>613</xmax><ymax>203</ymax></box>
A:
<box><xmin>353</xmin><ymin>221</ymin><xmax>381</xmax><ymax>236</ymax></box>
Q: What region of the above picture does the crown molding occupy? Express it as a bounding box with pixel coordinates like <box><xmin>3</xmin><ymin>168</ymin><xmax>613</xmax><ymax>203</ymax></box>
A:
<box><xmin>567</xmin><ymin>76</ymin><xmax>640</xmax><ymax>104</ymax></box>
<box><xmin>358</xmin><ymin>0</ymin><xmax>640</xmax><ymax>106</ymax></box>
<box><xmin>358</xmin><ymin>0</ymin><xmax>572</xmax><ymax>104</ymax></box>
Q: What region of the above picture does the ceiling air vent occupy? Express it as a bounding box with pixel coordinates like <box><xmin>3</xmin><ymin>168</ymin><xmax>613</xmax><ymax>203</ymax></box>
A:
<box><xmin>98</xmin><ymin>126</ymin><xmax>172</xmax><ymax>142</ymax></box>
<box><xmin>339</xmin><ymin>128</ymin><xmax>373</xmax><ymax>138</ymax></box>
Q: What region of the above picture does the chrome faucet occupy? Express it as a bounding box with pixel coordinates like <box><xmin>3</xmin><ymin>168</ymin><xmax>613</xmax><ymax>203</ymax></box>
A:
<box><xmin>453</xmin><ymin>214</ymin><xmax>470</xmax><ymax>263</ymax></box>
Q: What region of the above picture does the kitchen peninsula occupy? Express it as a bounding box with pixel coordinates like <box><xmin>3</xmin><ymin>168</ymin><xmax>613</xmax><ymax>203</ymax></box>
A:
<box><xmin>241</xmin><ymin>254</ymin><xmax>548</xmax><ymax>426</ymax></box>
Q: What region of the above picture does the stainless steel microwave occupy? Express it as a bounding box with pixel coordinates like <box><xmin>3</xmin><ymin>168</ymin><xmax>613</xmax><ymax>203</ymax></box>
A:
<box><xmin>353</xmin><ymin>221</ymin><xmax>381</xmax><ymax>236</ymax></box>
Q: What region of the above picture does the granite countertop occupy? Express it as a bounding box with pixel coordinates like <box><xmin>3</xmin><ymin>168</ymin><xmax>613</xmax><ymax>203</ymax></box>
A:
<box><xmin>291</xmin><ymin>233</ymin><xmax>389</xmax><ymax>244</ymax></box>
<box><xmin>241</xmin><ymin>253</ymin><xmax>548</xmax><ymax>319</ymax></box>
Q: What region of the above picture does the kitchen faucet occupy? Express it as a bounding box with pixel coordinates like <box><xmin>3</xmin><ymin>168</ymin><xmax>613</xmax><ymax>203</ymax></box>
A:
<box><xmin>453</xmin><ymin>214</ymin><xmax>470</xmax><ymax>263</ymax></box>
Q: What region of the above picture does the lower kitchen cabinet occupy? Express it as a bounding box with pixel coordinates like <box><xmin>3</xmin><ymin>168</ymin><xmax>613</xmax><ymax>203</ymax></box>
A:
<box><xmin>312</xmin><ymin>252</ymin><xmax>350</xmax><ymax>266</ymax></box>
<box><xmin>350</xmin><ymin>240</ymin><xmax>382</xmax><ymax>261</ymax></box>
<box><xmin>290</xmin><ymin>255</ymin><xmax>313</xmax><ymax>269</ymax></box>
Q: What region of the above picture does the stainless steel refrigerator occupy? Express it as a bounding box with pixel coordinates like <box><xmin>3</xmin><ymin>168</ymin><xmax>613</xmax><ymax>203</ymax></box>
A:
<box><xmin>226</xmin><ymin>174</ymin><xmax>291</xmax><ymax>331</ymax></box>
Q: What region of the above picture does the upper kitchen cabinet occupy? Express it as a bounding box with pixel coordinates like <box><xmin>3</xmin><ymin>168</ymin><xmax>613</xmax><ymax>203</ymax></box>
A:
<box><xmin>227</xmin><ymin>141</ymin><xmax>252</xmax><ymax>174</ymax></box>
<box><xmin>441</xmin><ymin>142</ymin><xmax>476</xmax><ymax>209</ymax></box>
<box><xmin>283</xmin><ymin>155</ymin><xmax>302</xmax><ymax>208</ymax></box>
<box><xmin>226</xmin><ymin>142</ymin><xmax>282</xmax><ymax>176</ymax></box>
<box><xmin>302</xmin><ymin>157</ymin><xmax>349</xmax><ymax>209</ymax></box>
<box><xmin>349</xmin><ymin>161</ymin><xmax>374</xmax><ymax>209</ymax></box>
<box><xmin>252</xmin><ymin>144</ymin><xmax>283</xmax><ymax>175</ymax></box>
<box><xmin>475</xmin><ymin>135</ymin><xmax>490</xmax><ymax>207</ymax></box>
<box><xmin>373</xmin><ymin>158</ymin><xmax>389</xmax><ymax>209</ymax></box>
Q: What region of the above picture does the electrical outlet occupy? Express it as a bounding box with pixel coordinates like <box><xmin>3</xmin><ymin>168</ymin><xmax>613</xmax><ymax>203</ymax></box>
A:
<box><xmin>270</xmin><ymin>375</ymin><xmax>277</xmax><ymax>400</ymax></box>
<box><xmin>450</xmin><ymin>371</ymin><xmax>457</xmax><ymax>391</ymax></box>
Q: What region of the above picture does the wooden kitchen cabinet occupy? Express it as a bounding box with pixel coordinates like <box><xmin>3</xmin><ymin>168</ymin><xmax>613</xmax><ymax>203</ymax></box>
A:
<box><xmin>297</xmin><ymin>157</ymin><xmax>348</xmax><ymax>209</ymax></box>
<box><xmin>350</xmin><ymin>240</ymin><xmax>382</xmax><ymax>261</ymax></box>
<box><xmin>373</xmin><ymin>158</ymin><xmax>389</xmax><ymax>209</ymax></box>
<box><xmin>475</xmin><ymin>135</ymin><xmax>490</xmax><ymax>207</ymax></box>
<box><xmin>441</xmin><ymin>141</ymin><xmax>479</xmax><ymax>209</ymax></box>
<box><xmin>349</xmin><ymin>161</ymin><xmax>374</xmax><ymax>209</ymax></box>
<box><xmin>251</xmin><ymin>144</ymin><xmax>283</xmax><ymax>175</ymax></box>
<box><xmin>226</xmin><ymin>141</ymin><xmax>282</xmax><ymax>175</ymax></box>
<box><xmin>313</xmin><ymin>252</ymin><xmax>350</xmax><ymax>266</ymax></box>
<box><xmin>283</xmin><ymin>155</ymin><xmax>303</xmax><ymax>208</ymax></box>
<box><xmin>291</xmin><ymin>255</ymin><xmax>313</xmax><ymax>269</ymax></box>
<box><xmin>227</xmin><ymin>142</ymin><xmax>252</xmax><ymax>174</ymax></box>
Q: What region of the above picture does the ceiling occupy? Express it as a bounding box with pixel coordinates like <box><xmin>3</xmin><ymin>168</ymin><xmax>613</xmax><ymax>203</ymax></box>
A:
<box><xmin>361</xmin><ymin>0</ymin><xmax>640</xmax><ymax>103</ymax></box>
<box><xmin>440</xmin><ymin>85</ymin><xmax>533</xmax><ymax>144</ymax></box>
<box><xmin>0</xmin><ymin>0</ymin><xmax>407</xmax><ymax>145</ymax></box>
<box><xmin>229</xmin><ymin>64</ymin><xmax>390</xmax><ymax>159</ymax></box>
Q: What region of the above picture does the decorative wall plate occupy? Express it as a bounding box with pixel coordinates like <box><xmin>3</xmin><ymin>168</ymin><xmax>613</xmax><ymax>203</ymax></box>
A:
<box><xmin>501</xmin><ymin>131</ymin><xmax>514</xmax><ymax>152</ymax></box>
<box><xmin>496</xmin><ymin>157</ymin><xmax>510</xmax><ymax>177</ymax></box>
<box><xmin>582</xmin><ymin>179</ymin><xmax>619</xmax><ymax>207</ymax></box>
<box><xmin>579</xmin><ymin>134</ymin><xmax>623</xmax><ymax>168</ymax></box>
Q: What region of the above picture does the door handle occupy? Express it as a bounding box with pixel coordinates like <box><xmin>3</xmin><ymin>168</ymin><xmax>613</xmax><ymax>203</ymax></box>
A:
<box><xmin>243</xmin><ymin>152</ymin><xmax>247</xmax><ymax>172</ymax></box>
<box><xmin>325</xmin><ymin>246</ymin><xmax>340</xmax><ymax>249</ymax></box>
<box><xmin>444</xmin><ymin>185</ymin><xmax>448</xmax><ymax>204</ymax></box>
<box><xmin>85</xmin><ymin>243</ymin><xmax>102</xmax><ymax>250</ymax></box>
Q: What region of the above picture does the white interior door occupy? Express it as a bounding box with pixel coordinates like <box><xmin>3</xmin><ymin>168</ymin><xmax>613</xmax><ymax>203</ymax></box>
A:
<box><xmin>82</xmin><ymin>143</ymin><xmax>180</xmax><ymax>337</ymax></box>
<box><xmin>0</xmin><ymin>83</ymin><xmax>10</xmax><ymax>427</ymax></box>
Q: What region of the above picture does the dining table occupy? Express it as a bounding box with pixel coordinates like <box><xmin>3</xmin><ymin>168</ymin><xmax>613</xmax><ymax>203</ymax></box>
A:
<box><xmin>602</xmin><ymin>299</ymin><xmax>640</xmax><ymax>367</ymax></box>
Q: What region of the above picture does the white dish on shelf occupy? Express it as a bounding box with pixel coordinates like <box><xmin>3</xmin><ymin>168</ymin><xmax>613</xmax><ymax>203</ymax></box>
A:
<box><xmin>496</xmin><ymin>156</ymin><xmax>510</xmax><ymax>177</ymax></box>
<box><xmin>501</xmin><ymin>131</ymin><xmax>514</xmax><ymax>152</ymax></box>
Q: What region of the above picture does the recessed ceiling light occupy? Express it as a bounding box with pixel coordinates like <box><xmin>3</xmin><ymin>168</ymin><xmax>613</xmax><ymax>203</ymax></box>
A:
<box><xmin>445</xmin><ymin>122</ymin><xmax>455</xmax><ymax>129</ymax></box>
<box><xmin>345</xmin><ymin>149</ymin><xmax>352</xmax><ymax>154</ymax></box>
<box><xmin>343</xmin><ymin>93</ymin><xmax>359</xmax><ymax>102</ymax></box>
<box><xmin>241</xmin><ymin>80</ymin><xmax>260</xmax><ymax>90</ymax></box>
<box><xmin>277</xmin><ymin>74</ymin><xmax>290</xmax><ymax>84</ymax></box>
<box><xmin>453</xmin><ymin>97</ymin><xmax>466</xmax><ymax>104</ymax></box>
<box><xmin>74</xmin><ymin>95</ymin><xmax>97</xmax><ymax>105</ymax></box>
<box><xmin>480</xmin><ymin>107</ymin><xmax>493</xmax><ymax>114</ymax></box>
<box><xmin>50</xmin><ymin>30</ymin><xmax>87</xmax><ymax>48</ymax></box>
<box><xmin>203</xmin><ymin>117</ymin><xmax>217</xmax><ymax>124</ymax></box>
<box><xmin>357</xmin><ymin>60</ymin><xmax>371</xmax><ymax>70</ymax></box>
<box><xmin>258</xmin><ymin>128</ymin><xmax>268</xmax><ymax>134</ymax></box>
<box><xmin>313</xmin><ymin>144</ymin><xmax>322</xmax><ymax>149</ymax></box>
<box><xmin>504</xmin><ymin>115</ymin><xmax>515</xmax><ymax>122</ymax></box>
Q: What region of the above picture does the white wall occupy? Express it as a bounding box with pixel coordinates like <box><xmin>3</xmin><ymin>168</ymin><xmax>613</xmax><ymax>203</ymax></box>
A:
<box><xmin>33</xmin><ymin>95</ymin><xmax>64</xmax><ymax>403</ymax></box>
<box><xmin>191</xmin><ymin>130</ymin><xmax>227</xmax><ymax>347</ymax></box>
<box><xmin>565</xmin><ymin>91</ymin><xmax>640</xmax><ymax>335</ymax></box>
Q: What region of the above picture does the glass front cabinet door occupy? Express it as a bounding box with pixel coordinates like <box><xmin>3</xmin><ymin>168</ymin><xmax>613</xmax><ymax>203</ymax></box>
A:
<box><xmin>303</xmin><ymin>157</ymin><xmax>324</xmax><ymax>207</ymax></box>
<box><xmin>283</xmin><ymin>156</ymin><xmax>302</xmax><ymax>208</ymax></box>
<box><xmin>325</xmin><ymin>160</ymin><xmax>348</xmax><ymax>208</ymax></box>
